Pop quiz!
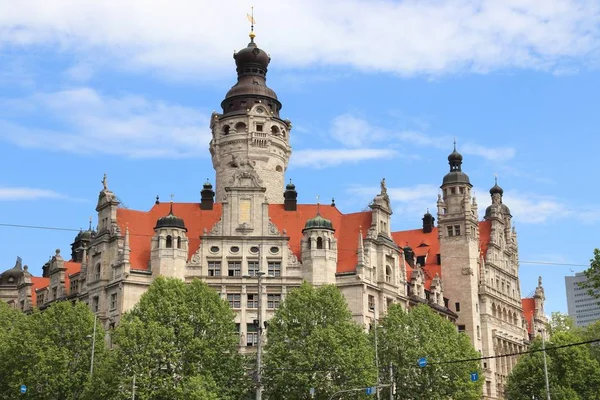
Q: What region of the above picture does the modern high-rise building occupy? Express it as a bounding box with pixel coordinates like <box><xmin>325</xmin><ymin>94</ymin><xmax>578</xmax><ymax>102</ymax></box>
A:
<box><xmin>566</xmin><ymin>272</ymin><xmax>600</xmax><ymax>327</ymax></box>
<box><xmin>0</xmin><ymin>28</ymin><xmax>547</xmax><ymax>400</ymax></box>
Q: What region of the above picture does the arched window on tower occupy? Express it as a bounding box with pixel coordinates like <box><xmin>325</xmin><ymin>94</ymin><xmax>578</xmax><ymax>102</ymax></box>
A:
<box><xmin>271</xmin><ymin>125</ymin><xmax>280</xmax><ymax>135</ymax></box>
<box><xmin>166</xmin><ymin>235</ymin><xmax>173</xmax><ymax>249</ymax></box>
<box><xmin>223</xmin><ymin>125</ymin><xmax>230</xmax><ymax>135</ymax></box>
<box><xmin>156</xmin><ymin>237</ymin><xmax>161</xmax><ymax>249</ymax></box>
<box><xmin>177</xmin><ymin>236</ymin><xmax>182</xmax><ymax>249</ymax></box>
<box><xmin>307</xmin><ymin>238</ymin><xmax>311</xmax><ymax>249</ymax></box>
<box><xmin>327</xmin><ymin>238</ymin><xmax>331</xmax><ymax>249</ymax></box>
<box><xmin>235</xmin><ymin>122</ymin><xmax>247</xmax><ymax>132</ymax></box>
<box><xmin>385</xmin><ymin>265</ymin><xmax>392</xmax><ymax>283</ymax></box>
<box><xmin>316</xmin><ymin>237</ymin><xmax>323</xmax><ymax>249</ymax></box>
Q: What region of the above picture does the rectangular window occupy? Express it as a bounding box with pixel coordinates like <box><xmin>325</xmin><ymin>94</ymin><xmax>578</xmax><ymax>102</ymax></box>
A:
<box><xmin>268</xmin><ymin>262</ymin><xmax>281</xmax><ymax>277</ymax></box>
<box><xmin>477</xmin><ymin>325</ymin><xmax>481</xmax><ymax>339</ymax></box>
<box><xmin>37</xmin><ymin>293</ymin><xmax>44</xmax><ymax>305</ymax></box>
<box><xmin>450</xmin><ymin>187</ymin><xmax>456</xmax><ymax>194</ymax></box>
<box><xmin>447</xmin><ymin>226</ymin><xmax>454</xmax><ymax>237</ymax></box>
<box><xmin>246</xmin><ymin>323</ymin><xmax>259</xmax><ymax>346</ymax></box>
<box><xmin>247</xmin><ymin>293</ymin><xmax>258</xmax><ymax>309</ymax></box>
<box><xmin>92</xmin><ymin>296</ymin><xmax>99</xmax><ymax>313</ymax></box>
<box><xmin>256</xmin><ymin>124</ymin><xmax>263</xmax><ymax>132</ymax></box>
<box><xmin>208</xmin><ymin>261</ymin><xmax>221</xmax><ymax>277</ymax></box>
<box><xmin>110</xmin><ymin>293</ymin><xmax>117</xmax><ymax>310</ymax></box>
<box><xmin>52</xmin><ymin>287</ymin><xmax>58</xmax><ymax>300</ymax></box>
<box><xmin>267</xmin><ymin>294</ymin><xmax>281</xmax><ymax>309</ymax></box>
<box><xmin>247</xmin><ymin>261</ymin><xmax>259</xmax><ymax>276</ymax></box>
<box><xmin>416</xmin><ymin>255</ymin><xmax>426</xmax><ymax>267</ymax></box>
<box><xmin>228</xmin><ymin>261</ymin><xmax>241</xmax><ymax>277</ymax></box>
<box><xmin>227</xmin><ymin>294</ymin><xmax>241</xmax><ymax>309</ymax></box>
<box><xmin>458</xmin><ymin>324</ymin><xmax>466</xmax><ymax>333</ymax></box>
<box><xmin>455</xmin><ymin>302</ymin><xmax>461</xmax><ymax>312</ymax></box>
<box><xmin>368</xmin><ymin>295</ymin><xmax>375</xmax><ymax>311</ymax></box>
<box><xmin>436</xmin><ymin>254</ymin><xmax>441</xmax><ymax>265</ymax></box>
<box><xmin>454</xmin><ymin>225</ymin><xmax>461</xmax><ymax>236</ymax></box>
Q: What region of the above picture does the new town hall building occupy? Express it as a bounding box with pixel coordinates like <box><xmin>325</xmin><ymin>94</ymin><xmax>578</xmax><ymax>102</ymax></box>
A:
<box><xmin>0</xmin><ymin>31</ymin><xmax>547</xmax><ymax>399</ymax></box>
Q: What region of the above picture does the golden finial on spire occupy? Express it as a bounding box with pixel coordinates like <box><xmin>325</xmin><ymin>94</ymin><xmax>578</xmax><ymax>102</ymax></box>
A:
<box><xmin>247</xmin><ymin>7</ymin><xmax>256</xmax><ymax>41</ymax></box>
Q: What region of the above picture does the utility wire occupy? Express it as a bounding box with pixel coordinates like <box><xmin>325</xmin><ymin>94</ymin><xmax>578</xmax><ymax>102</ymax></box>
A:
<box><xmin>0</xmin><ymin>222</ymin><xmax>591</xmax><ymax>267</ymax></box>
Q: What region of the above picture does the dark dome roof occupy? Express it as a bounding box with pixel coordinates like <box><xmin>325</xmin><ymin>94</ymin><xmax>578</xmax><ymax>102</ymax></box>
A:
<box><xmin>484</xmin><ymin>204</ymin><xmax>511</xmax><ymax>219</ymax></box>
<box><xmin>303</xmin><ymin>214</ymin><xmax>334</xmax><ymax>231</ymax></box>
<box><xmin>285</xmin><ymin>180</ymin><xmax>296</xmax><ymax>191</ymax></box>
<box><xmin>448</xmin><ymin>149</ymin><xmax>463</xmax><ymax>163</ymax></box>
<box><xmin>442</xmin><ymin>171</ymin><xmax>471</xmax><ymax>185</ymax></box>
<box><xmin>203</xmin><ymin>180</ymin><xmax>213</xmax><ymax>190</ymax></box>
<box><xmin>0</xmin><ymin>259</ymin><xmax>24</xmax><ymax>284</ymax></box>
<box><xmin>155</xmin><ymin>204</ymin><xmax>186</xmax><ymax>231</ymax></box>
<box><xmin>490</xmin><ymin>183</ymin><xmax>503</xmax><ymax>196</ymax></box>
<box><xmin>234</xmin><ymin>41</ymin><xmax>271</xmax><ymax>73</ymax></box>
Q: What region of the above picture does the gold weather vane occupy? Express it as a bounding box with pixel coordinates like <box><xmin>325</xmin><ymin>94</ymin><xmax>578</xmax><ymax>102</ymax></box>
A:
<box><xmin>246</xmin><ymin>6</ymin><xmax>256</xmax><ymax>41</ymax></box>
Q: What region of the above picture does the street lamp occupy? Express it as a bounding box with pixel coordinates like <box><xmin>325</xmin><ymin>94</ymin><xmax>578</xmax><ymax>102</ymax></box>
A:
<box><xmin>369</xmin><ymin>305</ymin><xmax>380</xmax><ymax>400</ymax></box>
<box><xmin>243</xmin><ymin>270</ymin><xmax>267</xmax><ymax>400</ymax></box>
<box><xmin>87</xmin><ymin>314</ymin><xmax>98</xmax><ymax>376</ymax></box>
<box><xmin>538</xmin><ymin>328</ymin><xmax>551</xmax><ymax>400</ymax></box>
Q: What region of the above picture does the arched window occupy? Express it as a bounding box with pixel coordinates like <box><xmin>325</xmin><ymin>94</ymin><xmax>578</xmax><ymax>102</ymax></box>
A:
<box><xmin>492</xmin><ymin>303</ymin><xmax>497</xmax><ymax>317</ymax></box>
<box><xmin>307</xmin><ymin>238</ymin><xmax>311</xmax><ymax>249</ymax></box>
<box><xmin>234</xmin><ymin>122</ymin><xmax>247</xmax><ymax>132</ymax></box>
<box><xmin>271</xmin><ymin>125</ymin><xmax>280</xmax><ymax>135</ymax></box>
<box><xmin>177</xmin><ymin>236</ymin><xmax>182</xmax><ymax>249</ymax></box>
<box><xmin>327</xmin><ymin>238</ymin><xmax>331</xmax><ymax>249</ymax></box>
<box><xmin>166</xmin><ymin>235</ymin><xmax>173</xmax><ymax>248</ymax></box>
<box><xmin>95</xmin><ymin>263</ymin><xmax>101</xmax><ymax>281</ymax></box>
<box><xmin>156</xmin><ymin>237</ymin><xmax>161</xmax><ymax>249</ymax></box>
<box><xmin>222</xmin><ymin>125</ymin><xmax>230</xmax><ymax>135</ymax></box>
<box><xmin>316</xmin><ymin>237</ymin><xmax>323</xmax><ymax>249</ymax></box>
<box><xmin>385</xmin><ymin>265</ymin><xmax>392</xmax><ymax>283</ymax></box>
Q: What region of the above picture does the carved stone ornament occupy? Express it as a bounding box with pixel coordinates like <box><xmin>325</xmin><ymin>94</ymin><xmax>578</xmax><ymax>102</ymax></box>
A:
<box><xmin>209</xmin><ymin>219</ymin><xmax>222</xmax><ymax>235</ymax></box>
<box><xmin>268</xmin><ymin>220</ymin><xmax>280</xmax><ymax>235</ymax></box>
<box><xmin>287</xmin><ymin>244</ymin><xmax>300</xmax><ymax>267</ymax></box>
<box><xmin>230</xmin><ymin>168</ymin><xmax>264</xmax><ymax>187</ymax></box>
<box><xmin>461</xmin><ymin>267</ymin><xmax>474</xmax><ymax>276</ymax></box>
<box><xmin>190</xmin><ymin>247</ymin><xmax>202</xmax><ymax>265</ymax></box>
<box><xmin>236</xmin><ymin>222</ymin><xmax>253</xmax><ymax>235</ymax></box>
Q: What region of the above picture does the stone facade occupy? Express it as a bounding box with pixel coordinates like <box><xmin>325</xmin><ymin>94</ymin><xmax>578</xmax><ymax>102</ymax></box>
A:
<box><xmin>0</xmin><ymin>33</ymin><xmax>547</xmax><ymax>399</ymax></box>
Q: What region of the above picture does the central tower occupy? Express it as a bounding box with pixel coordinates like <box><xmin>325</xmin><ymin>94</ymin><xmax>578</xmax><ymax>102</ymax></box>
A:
<box><xmin>209</xmin><ymin>30</ymin><xmax>292</xmax><ymax>204</ymax></box>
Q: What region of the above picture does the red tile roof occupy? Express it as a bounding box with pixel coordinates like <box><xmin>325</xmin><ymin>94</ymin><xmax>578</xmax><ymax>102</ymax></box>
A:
<box><xmin>64</xmin><ymin>261</ymin><xmax>81</xmax><ymax>295</ymax></box>
<box><xmin>268</xmin><ymin>204</ymin><xmax>371</xmax><ymax>273</ymax></box>
<box><xmin>116</xmin><ymin>203</ymin><xmax>222</xmax><ymax>271</ymax></box>
<box><xmin>31</xmin><ymin>277</ymin><xmax>49</xmax><ymax>305</ymax></box>
<box><xmin>522</xmin><ymin>298</ymin><xmax>535</xmax><ymax>334</ymax></box>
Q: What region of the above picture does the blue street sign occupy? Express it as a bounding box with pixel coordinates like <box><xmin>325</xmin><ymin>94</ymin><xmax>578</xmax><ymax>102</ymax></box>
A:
<box><xmin>417</xmin><ymin>357</ymin><xmax>428</xmax><ymax>368</ymax></box>
<box><xmin>20</xmin><ymin>385</ymin><xmax>27</xmax><ymax>394</ymax></box>
<box><xmin>366</xmin><ymin>386</ymin><xmax>375</xmax><ymax>395</ymax></box>
<box><xmin>470</xmin><ymin>372</ymin><xmax>479</xmax><ymax>382</ymax></box>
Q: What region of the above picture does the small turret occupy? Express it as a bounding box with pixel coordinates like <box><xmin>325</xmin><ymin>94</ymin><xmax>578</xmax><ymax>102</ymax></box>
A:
<box><xmin>151</xmin><ymin>200</ymin><xmax>189</xmax><ymax>280</ymax></box>
<box><xmin>284</xmin><ymin>180</ymin><xmax>298</xmax><ymax>211</ymax></box>
<box><xmin>301</xmin><ymin>204</ymin><xmax>337</xmax><ymax>285</ymax></box>
<box><xmin>422</xmin><ymin>209</ymin><xmax>435</xmax><ymax>233</ymax></box>
<box><xmin>200</xmin><ymin>180</ymin><xmax>215</xmax><ymax>210</ymax></box>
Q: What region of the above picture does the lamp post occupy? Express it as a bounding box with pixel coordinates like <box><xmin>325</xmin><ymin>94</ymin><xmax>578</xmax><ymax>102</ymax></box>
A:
<box><xmin>89</xmin><ymin>314</ymin><xmax>97</xmax><ymax>376</ymax></box>
<box><xmin>539</xmin><ymin>329</ymin><xmax>551</xmax><ymax>400</ymax></box>
<box><xmin>370</xmin><ymin>305</ymin><xmax>380</xmax><ymax>400</ymax></box>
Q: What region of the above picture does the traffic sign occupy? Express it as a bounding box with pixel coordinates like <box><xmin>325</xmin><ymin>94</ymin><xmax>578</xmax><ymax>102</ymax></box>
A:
<box><xmin>366</xmin><ymin>386</ymin><xmax>376</xmax><ymax>395</ymax></box>
<box><xmin>309</xmin><ymin>387</ymin><xmax>315</xmax><ymax>398</ymax></box>
<box><xmin>470</xmin><ymin>372</ymin><xmax>479</xmax><ymax>382</ymax></box>
<box><xmin>417</xmin><ymin>357</ymin><xmax>428</xmax><ymax>368</ymax></box>
<box><xmin>20</xmin><ymin>385</ymin><xmax>27</xmax><ymax>394</ymax></box>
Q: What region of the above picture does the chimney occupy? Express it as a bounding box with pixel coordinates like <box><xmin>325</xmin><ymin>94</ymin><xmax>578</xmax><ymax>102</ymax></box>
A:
<box><xmin>200</xmin><ymin>180</ymin><xmax>215</xmax><ymax>210</ymax></box>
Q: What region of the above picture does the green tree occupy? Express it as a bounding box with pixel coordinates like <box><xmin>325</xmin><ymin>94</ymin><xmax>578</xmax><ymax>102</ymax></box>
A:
<box><xmin>0</xmin><ymin>301</ymin><xmax>23</xmax><ymax>395</ymax></box>
<box><xmin>506</xmin><ymin>330</ymin><xmax>600</xmax><ymax>400</ymax></box>
<box><xmin>378</xmin><ymin>304</ymin><xmax>482</xmax><ymax>400</ymax></box>
<box><xmin>107</xmin><ymin>277</ymin><xmax>249</xmax><ymax>400</ymax></box>
<box><xmin>262</xmin><ymin>282</ymin><xmax>376</xmax><ymax>399</ymax></box>
<box><xmin>579</xmin><ymin>248</ymin><xmax>600</xmax><ymax>299</ymax></box>
<box><xmin>0</xmin><ymin>301</ymin><xmax>105</xmax><ymax>400</ymax></box>
<box><xmin>547</xmin><ymin>311</ymin><xmax>576</xmax><ymax>336</ymax></box>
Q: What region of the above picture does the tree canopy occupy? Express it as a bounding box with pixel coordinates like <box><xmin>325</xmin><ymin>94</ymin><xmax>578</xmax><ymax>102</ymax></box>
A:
<box><xmin>580</xmin><ymin>248</ymin><xmax>600</xmax><ymax>299</ymax></box>
<box><xmin>378</xmin><ymin>304</ymin><xmax>482</xmax><ymax>400</ymax></box>
<box><xmin>105</xmin><ymin>277</ymin><xmax>250</xmax><ymax>400</ymax></box>
<box><xmin>262</xmin><ymin>282</ymin><xmax>376</xmax><ymax>399</ymax></box>
<box><xmin>506</xmin><ymin>318</ymin><xmax>600</xmax><ymax>400</ymax></box>
<box><xmin>0</xmin><ymin>301</ymin><xmax>105</xmax><ymax>400</ymax></box>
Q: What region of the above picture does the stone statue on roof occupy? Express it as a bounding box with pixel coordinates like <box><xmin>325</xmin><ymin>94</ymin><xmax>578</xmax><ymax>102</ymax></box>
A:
<box><xmin>102</xmin><ymin>174</ymin><xmax>108</xmax><ymax>190</ymax></box>
<box><xmin>380</xmin><ymin>178</ymin><xmax>387</xmax><ymax>196</ymax></box>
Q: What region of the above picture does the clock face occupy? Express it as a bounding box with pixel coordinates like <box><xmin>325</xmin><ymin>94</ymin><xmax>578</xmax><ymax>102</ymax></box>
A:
<box><xmin>256</xmin><ymin>107</ymin><xmax>265</xmax><ymax>114</ymax></box>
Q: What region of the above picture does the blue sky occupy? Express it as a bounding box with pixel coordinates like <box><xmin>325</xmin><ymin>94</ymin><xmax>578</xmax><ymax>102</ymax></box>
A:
<box><xmin>1</xmin><ymin>0</ymin><xmax>599</xmax><ymax>315</ymax></box>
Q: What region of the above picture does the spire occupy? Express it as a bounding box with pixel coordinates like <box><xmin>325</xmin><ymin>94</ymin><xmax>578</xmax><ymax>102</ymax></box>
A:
<box><xmin>246</xmin><ymin>7</ymin><xmax>256</xmax><ymax>42</ymax></box>
<box><xmin>316</xmin><ymin>195</ymin><xmax>321</xmax><ymax>215</ymax></box>
<box><xmin>155</xmin><ymin>195</ymin><xmax>160</xmax><ymax>205</ymax></box>
<box><xmin>442</xmin><ymin>141</ymin><xmax>471</xmax><ymax>187</ymax></box>
<box><xmin>357</xmin><ymin>226</ymin><xmax>365</xmax><ymax>267</ymax></box>
<box><xmin>489</xmin><ymin>174</ymin><xmax>504</xmax><ymax>196</ymax></box>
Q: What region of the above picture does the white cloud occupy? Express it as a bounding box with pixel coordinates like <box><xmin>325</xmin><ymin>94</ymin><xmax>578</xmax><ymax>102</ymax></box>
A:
<box><xmin>291</xmin><ymin>148</ymin><xmax>397</xmax><ymax>168</ymax></box>
<box><xmin>501</xmin><ymin>191</ymin><xmax>600</xmax><ymax>224</ymax></box>
<box><xmin>328</xmin><ymin>113</ymin><xmax>515</xmax><ymax>162</ymax></box>
<box><xmin>0</xmin><ymin>187</ymin><xmax>67</xmax><ymax>201</ymax></box>
<box><xmin>0</xmin><ymin>0</ymin><xmax>597</xmax><ymax>78</ymax></box>
<box><xmin>0</xmin><ymin>88</ymin><xmax>211</xmax><ymax>158</ymax></box>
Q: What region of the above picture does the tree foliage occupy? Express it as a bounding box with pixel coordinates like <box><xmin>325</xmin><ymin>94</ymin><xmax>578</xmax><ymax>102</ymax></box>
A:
<box><xmin>263</xmin><ymin>282</ymin><xmax>376</xmax><ymax>399</ymax></box>
<box><xmin>0</xmin><ymin>301</ymin><xmax>105</xmax><ymax>400</ymax></box>
<box><xmin>506</xmin><ymin>329</ymin><xmax>600</xmax><ymax>400</ymax></box>
<box><xmin>378</xmin><ymin>304</ymin><xmax>482</xmax><ymax>400</ymax></box>
<box><xmin>547</xmin><ymin>311</ymin><xmax>576</xmax><ymax>336</ymax></box>
<box><xmin>106</xmin><ymin>277</ymin><xmax>250</xmax><ymax>400</ymax></box>
<box><xmin>580</xmin><ymin>248</ymin><xmax>600</xmax><ymax>299</ymax></box>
